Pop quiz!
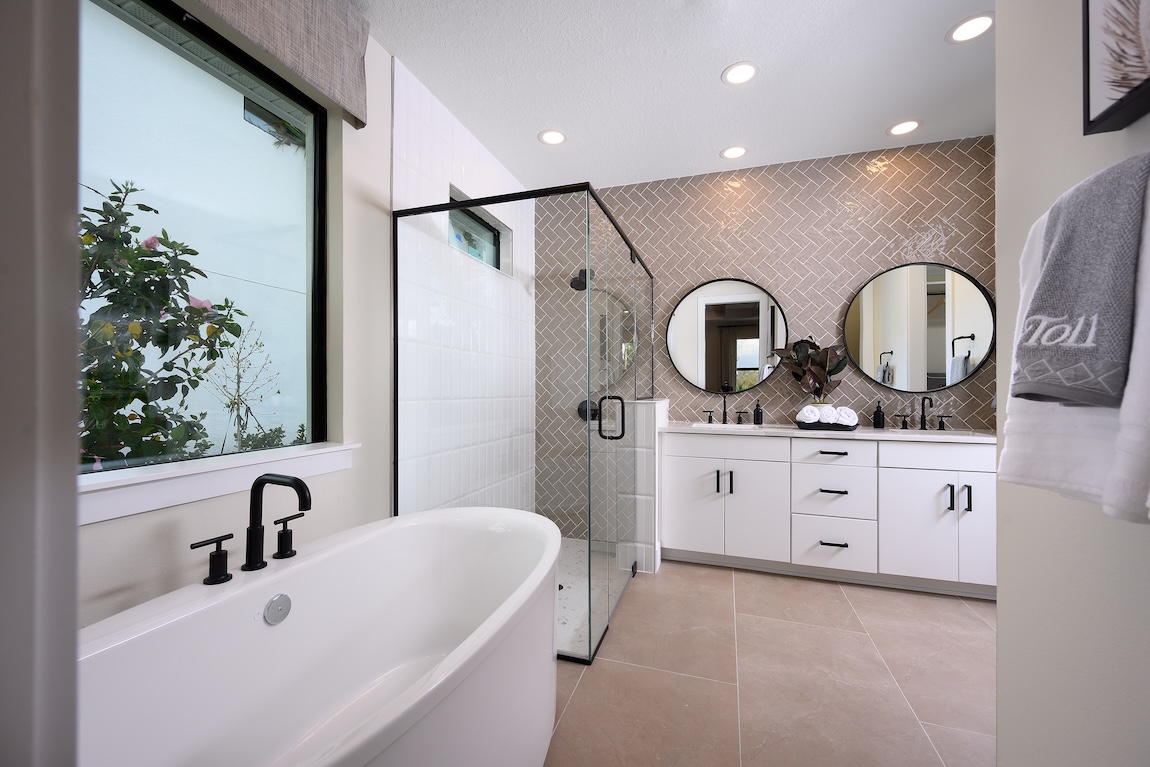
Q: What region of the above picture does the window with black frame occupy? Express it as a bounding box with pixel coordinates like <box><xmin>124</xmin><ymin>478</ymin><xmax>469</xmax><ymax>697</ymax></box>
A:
<box><xmin>78</xmin><ymin>0</ymin><xmax>325</xmax><ymax>472</ymax></box>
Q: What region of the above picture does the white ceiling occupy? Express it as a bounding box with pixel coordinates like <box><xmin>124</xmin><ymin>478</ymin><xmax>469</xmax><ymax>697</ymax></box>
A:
<box><xmin>352</xmin><ymin>0</ymin><xmax>996</xmax><ymax>190</ymax></box>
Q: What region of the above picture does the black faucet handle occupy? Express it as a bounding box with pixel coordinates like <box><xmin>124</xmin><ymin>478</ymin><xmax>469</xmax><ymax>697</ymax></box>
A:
<box><xmin>274</xmin><ymin>512</ymin><xmax>305</xmax><ymax>527</ymax></box>
<box><xmin>703</xmin><ymin>409</ymin><xmax>714</xmax><ymax>423</ymax></box>
<box><xmin>936</xmin><ymin>415</ymin><xmax>954</xmax><ymax>430</ymax></box>
<box><xmin>272</xmin><ymin>512</ymin><xmax>304</xmax><ymax>560</ymax></box>
<box><xmin>894</xmin><ymin>413</ymin><xmax>911</xmax><ymax>430</ymax></box>
<box><xmin>190</xmin><ymin>533</ymin><xmax>234</xmax><ymax>585</ymax></box>
<box><xmin>736</xmin><ymin>410</ymin><xmax>748</xmax><ymax>424</ymax></box>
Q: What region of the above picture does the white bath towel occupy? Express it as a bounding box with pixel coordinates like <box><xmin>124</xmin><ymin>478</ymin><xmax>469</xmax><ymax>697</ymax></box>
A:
<box><xmin>797</xmin><ymin>405</ymin><xmax>820</xmax><ymax>423</ymax></box>
<box><xmin>835</xmin><ymin>407</ymin><xmax>859</xmax><ymax>427</ymax></box>
<box><xmin>1000</xmin><ymin>168</ymin><xmax>1150</xmax><ymax>523</ymax></box>
<box><xmin>817</xmin><ymin>404</ymin><xmax>837</xmax><ymax>423</ymax></box>
<box><xmin>947</xmin><ymin>355</ymin><xmax>970</xmax><ymax>385</ymax></box>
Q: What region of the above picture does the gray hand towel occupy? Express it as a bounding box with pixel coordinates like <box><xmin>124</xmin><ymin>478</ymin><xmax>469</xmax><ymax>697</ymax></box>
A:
<box><xmin>1011</xmin><ymin>151</ymin><xmax>1150</xmax><ymax>407</ymax></box>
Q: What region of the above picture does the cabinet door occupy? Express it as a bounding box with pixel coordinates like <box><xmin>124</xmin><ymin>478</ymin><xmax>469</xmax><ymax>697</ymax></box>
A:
<box><xmin>661</xmin><ymin>454</ymin><xmax>725</xmax><ymax>555</ymax></box>
<box><xmin>725</xmin><ymin>459</ymin><xmax>790</xmax><ymax>562</ymax></box>
<box><xmin>958</xmin><ymin>471</ymin><xmax>996</xmax><ymax>585</ymax></box>
<box><xmin>878</xmin><ymin>467</ymin><xmax>958</xmax><ymax>581</ymax></box>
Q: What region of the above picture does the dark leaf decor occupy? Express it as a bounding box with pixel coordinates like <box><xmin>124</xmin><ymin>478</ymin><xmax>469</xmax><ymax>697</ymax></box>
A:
<box><xmin>79</xmin><ymin>181</ymin><xmax>245</xmax><ymax>471</ymax></box>
<box><xmin>774</xmin><ymin>337</ymin><xmax>849</xmax><ymax>401</ymax></box>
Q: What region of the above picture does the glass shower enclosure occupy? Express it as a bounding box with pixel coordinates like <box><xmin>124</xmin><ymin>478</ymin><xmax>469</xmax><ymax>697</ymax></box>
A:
<box><xmin>392</xmin><ymin>184</ymin><xmax>654</xmax><ymax>663</ymax></box>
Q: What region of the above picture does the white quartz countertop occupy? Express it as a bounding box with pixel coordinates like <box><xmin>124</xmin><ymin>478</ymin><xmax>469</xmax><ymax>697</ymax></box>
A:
<box><xmin>661</xmin><ymin>421</ymin><xmax>996</xmax><ymax>444</ymax></box>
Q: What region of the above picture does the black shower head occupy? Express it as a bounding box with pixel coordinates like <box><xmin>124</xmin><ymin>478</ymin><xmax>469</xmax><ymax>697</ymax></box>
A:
<box><xmin>569</xmin><ymin>268</ymin><xmax>594</xmax><ymax>291</ymax></box>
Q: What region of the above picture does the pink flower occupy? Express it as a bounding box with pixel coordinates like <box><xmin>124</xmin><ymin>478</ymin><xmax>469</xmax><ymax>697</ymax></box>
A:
<box><xmin>142</xmin><ymin>236</ymin><xmax>160</xmax><ymax>250</ymax></box>
<box><xmin>92</xmin><ymin>457</ymin><xmax>103</xmax><ymax>471</ymax></box>
<box><xmin>188</xmin><ymin>295</ymin><xmax>213</xmax><ymax>311</ymax></box>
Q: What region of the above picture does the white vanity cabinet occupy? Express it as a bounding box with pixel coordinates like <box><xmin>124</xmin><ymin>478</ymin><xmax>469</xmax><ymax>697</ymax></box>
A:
<box><xmin>790</xmin><ymin>438</ymin><xmax>878</xmax><ymax>573</ymax></box>
<box><xmin>657</xmin><ymin>425</ymin><xmax>997</xmax><ymax>595</ymax></box>
<box><xmin>878</xmin><ymin>442</ymin><xmax>997</xmax><ymax>585</ymax></box>
<box><xmin>661</xmin><ymin>433</ymin><xmax>791</xmax><ymax>562</ymax></box>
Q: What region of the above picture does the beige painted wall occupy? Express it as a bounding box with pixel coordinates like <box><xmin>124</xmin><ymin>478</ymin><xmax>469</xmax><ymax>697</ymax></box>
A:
<box><xmin>996</xmin><ymin>1</ymin><xmax>1150</xmax><ymax>763</ymax></box>
<box><xmin>76</xmin><ymin>37</ymin><xmax>394</xmax><ymax>627</ymax></box>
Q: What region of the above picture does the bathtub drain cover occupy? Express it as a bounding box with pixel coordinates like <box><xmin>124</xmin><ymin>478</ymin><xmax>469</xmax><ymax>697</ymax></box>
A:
<box><xmin>264</xmin><ymin>593</ymin><xmax>292</xmax><ymax>626</ymax></box>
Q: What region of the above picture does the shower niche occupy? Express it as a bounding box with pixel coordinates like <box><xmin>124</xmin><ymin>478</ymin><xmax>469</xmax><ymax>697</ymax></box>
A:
<box><xmin>393</xmin><ymin>184</ymin><xmax>655</xmax><ymax>663</ymax></box>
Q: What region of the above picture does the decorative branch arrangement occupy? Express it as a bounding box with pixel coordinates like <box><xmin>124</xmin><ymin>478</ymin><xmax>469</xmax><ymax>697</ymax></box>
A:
<box><xmin>774</xmin><ymin>337</ymin><xmax>849</xmax><ymax>400</ymax></box>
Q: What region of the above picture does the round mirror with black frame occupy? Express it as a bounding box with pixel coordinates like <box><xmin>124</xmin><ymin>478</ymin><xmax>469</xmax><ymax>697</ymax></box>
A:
<box><xmin>842</xmin><ymin>262</ymin><xmax>995</xmax><ymax>393</ymax></box>
<box><xmin>666</xmin><ymin>278</ymin><xmax>788</xmax><ymax>394</ymax></box>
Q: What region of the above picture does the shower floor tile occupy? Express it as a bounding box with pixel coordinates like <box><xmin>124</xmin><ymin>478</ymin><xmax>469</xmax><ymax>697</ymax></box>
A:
<box><xmin>555</xmin><ymin>537</ymin><xmax>615</xmax><ymax>659</ymax></box>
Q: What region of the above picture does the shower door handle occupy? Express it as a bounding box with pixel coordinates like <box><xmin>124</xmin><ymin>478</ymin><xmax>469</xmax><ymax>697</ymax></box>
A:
<box><xmin>596</xmin><ymin>395</ymin><xmax>625</xmax><ymax>440</ymax></box>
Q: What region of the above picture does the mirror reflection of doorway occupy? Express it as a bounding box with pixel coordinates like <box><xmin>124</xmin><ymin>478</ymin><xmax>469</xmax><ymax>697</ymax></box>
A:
<box><xmin>704</xmin><ymin>301</ymin><xmax>759</xmax><ymax>391</ymax></box>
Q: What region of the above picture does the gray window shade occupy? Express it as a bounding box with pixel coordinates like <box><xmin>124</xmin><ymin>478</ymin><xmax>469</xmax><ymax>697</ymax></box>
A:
<box><xmin>196</xmin><ymin>0</ymin><xmax>369</xmax><ymax>128</ymax></box>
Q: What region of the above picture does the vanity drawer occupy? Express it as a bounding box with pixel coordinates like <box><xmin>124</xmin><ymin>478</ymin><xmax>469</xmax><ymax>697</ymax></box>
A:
<box><xmin>791</xmin><ymin>514</ymin><xmax>877</xmax><ymax>573</ymax></box>
<box><xmin>662</xmin><ymin>432</ymin><xmax>789</xmax><ymax>462</ymax></box>
<box><xmin>791</xmin><ymin>438</ymin><xmax>877</xmax><ymax>467</ymax></box>
<box><xmin>879</xmin><ymin>441</ymin><xmax>996</xmax><ymax>472</ymax></box>
<box><xmin>791</xmin><ymin>463</ymin><xmax>877</xmax><ymax>520</ymax></box>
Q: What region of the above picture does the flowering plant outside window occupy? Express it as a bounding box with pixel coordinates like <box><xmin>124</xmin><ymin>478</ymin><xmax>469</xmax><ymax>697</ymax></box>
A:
<box><xmin>79</xmin><ymin>181</ymin><xmax>244</xmax><ymax>471</ymax></box>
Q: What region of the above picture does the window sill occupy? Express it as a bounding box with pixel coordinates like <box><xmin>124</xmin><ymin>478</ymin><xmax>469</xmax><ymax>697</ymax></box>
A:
<box><xmin>77</xmin><ymin>442</ymin><xmax>359</xmax><ymax>526</ymax></box>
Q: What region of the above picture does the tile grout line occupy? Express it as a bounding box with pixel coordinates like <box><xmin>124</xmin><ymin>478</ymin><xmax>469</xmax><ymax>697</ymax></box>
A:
<box><xmin>838</xmin><ymin>582</ymin><xmax>949</xmax><ymax>767</ymax></box>
<box><xmin>593</xmin><ymin>655</ymin><xmax>739</xmax><ymax>687</ymax></box>
<box><xmin>733</xmin><ymin>610</ymin><xmax>869</xmax><ymax>636</ymax></box>
<box><xmin>917</xmin><ymin>719</ymin><xmax>997</xmax><ymax>740</ymax></box>
<box><xmin>732</xmin><ymin>568</ymin><xmax>743</xmax><ymax>767</ymax></box>
<box><xmin>552</xmin><ymin>663</ymin><xmax>585</xmax><ymax>735</ymax></box>
<box><xmin>959</xmin><ymin>597</ymin><xmax>997</xmax><ymax>633</ymax></box>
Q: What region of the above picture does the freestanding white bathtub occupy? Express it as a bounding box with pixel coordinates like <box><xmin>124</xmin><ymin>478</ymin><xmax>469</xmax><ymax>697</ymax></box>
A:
<box><xmin>78</xmin><ymin>507</ymin><xmax>561</xmax><ymax>767</ymax></box>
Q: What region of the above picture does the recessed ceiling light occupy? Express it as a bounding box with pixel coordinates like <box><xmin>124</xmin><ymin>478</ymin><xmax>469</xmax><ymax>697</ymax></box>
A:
<box><xmin>721</xmin><ymin>62</ymin><xmax>756</xmax><ymax>85</ymax></box>
<box><xmin>889</xmin><ymin>120</ymin><xmax>920</xmax><ymax>136</ymax></box>
<box><xmin>538</xmin><ymin>129</ymin><xmax>566</xmax><ymax>145</ymax></box>
<box><xmin>720</xmin><ymin>146</ymin><xmax>747</xmax><ymax>160</ymax></box>
<box><xmin>948</xmin><ymin>14</ymin><xmax>993</xmax><ymax>42</ymax></box>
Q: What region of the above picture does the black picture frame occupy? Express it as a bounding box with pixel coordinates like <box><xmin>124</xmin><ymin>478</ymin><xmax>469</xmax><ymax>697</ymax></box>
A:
<box><xmin>1084</xmin><ymin>0</ymin><xmax>1150</xmax><ymax>134</ymax></box>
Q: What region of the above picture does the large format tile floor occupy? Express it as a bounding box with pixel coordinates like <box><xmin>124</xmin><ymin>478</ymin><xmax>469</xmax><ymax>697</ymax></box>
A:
<box><xmin>545</xmin><ymin>561</ymin><xmax>996</xmax><ymax>767</ymax></box>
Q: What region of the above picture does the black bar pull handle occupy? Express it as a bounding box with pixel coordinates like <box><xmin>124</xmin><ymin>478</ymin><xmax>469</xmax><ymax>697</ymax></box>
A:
<box><xmin>819</xmin><ymin>540</ymin><xmax>849</xmax><ymax>548</ymax></box>
<box><xmin>963</xmin><ymin>484</ymin><xmax>973</xmax><ymax>512</ymax></box>
<box><xmin>716</xmin><ymin>469</ymin><xmax>721</xmax><ymax>494</ymax></box>
<box><xmin>728</xmin><ymin>470</ymin><xmax>734</xmax><ymax>495</ymax></box>
<box><xmin>596</xmin><ymin>395</ymin><xmax>626</xmax><ymax>440</ymax></box>
<box><xmin>819</xmin><ymin>450</ymin><xmax>849</xmax><ymax>456</ymax></box>
<box><xmin>947</xmin><ymin>483</ymin><xmax>956</xmax><ymax>511</ymax></box>
<box><xmin>819</xmin><ymin>488</ymin><xmax>849</xmax><ymax>495</ymax></box>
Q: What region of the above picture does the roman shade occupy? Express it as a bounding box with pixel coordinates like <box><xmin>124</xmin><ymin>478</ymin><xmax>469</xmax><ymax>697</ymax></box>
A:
<box><xmin>196</xmin><ymin>0</ymin><xmax>369</xmax><ymax>128</ymax></box>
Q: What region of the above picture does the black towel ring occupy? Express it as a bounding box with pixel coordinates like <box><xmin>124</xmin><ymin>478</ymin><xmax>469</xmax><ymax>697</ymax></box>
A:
<box><xmin>951</xmin><ymin>333</ymin><xmax>975</xmax><ymax>357</ymax></box>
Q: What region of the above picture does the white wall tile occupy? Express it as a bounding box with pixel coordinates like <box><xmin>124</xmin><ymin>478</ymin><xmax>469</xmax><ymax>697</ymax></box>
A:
<box><xmin>393</xmin><ymin>59</ymin><xmax>531</xmax><ymax>514</ymax></box>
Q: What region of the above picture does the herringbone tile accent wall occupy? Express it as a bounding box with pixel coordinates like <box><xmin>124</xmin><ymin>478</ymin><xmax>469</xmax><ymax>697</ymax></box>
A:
<box><xmin>600</xmin><ymin>137</ymin><xmax>997</xmax><ymax>429</ymax></box>
<box><xmin>534</xmin><ymin>138</ymin><xmax>996</xmax><ymax>536</ymax></box>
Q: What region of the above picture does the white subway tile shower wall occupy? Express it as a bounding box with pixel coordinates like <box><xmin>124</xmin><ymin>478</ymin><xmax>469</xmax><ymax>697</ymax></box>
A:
<box><xmin>393</xmin><ymin>61</ymin><xmax>535</xmax><ymax>516</ymax></box>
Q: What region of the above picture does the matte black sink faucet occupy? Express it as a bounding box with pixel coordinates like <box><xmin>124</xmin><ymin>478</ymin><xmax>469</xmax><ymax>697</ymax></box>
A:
<box><xmin>243</xmin><ymin>473</ymin><xmax>312</xmax><ymax>571</ymax></box>
<box><xmin>920</xmin><ymin>396</ymin><xmax>934</xmax><ymax>430</ymax></box>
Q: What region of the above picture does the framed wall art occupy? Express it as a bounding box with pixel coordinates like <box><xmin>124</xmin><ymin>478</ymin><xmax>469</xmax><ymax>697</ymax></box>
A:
<box><xmin>1084</xmin><ymin>0</ymin><xmax>1150</xmax><ymax>134</ymax></box>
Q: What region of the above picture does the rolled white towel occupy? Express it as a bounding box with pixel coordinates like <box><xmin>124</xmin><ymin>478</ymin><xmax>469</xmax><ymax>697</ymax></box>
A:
<box><xmin>797</xmin><ymin>405</ymin><xmax>820</xmax><ymax>423</ymax></box>
<box><xmin>817</xmin><ymin>404</ymin><xmax>837</xmax><ymax>423</ymax></box>
<box><xmin>835</xmin><ymin>407</ymin><xmax>859</xmax><ymax>426</ymax></box>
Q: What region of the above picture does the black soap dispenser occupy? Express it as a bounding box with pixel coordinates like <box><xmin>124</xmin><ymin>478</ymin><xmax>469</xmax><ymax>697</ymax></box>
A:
<box><xmin>872</xmin><ymin>400</ymin><xmax>886</xmax><ymax>429</ymax></box>
<box><xmin>753</xmin><ymin>400</ymin><xmax>763</xmax><ymax>425</ymax></box>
